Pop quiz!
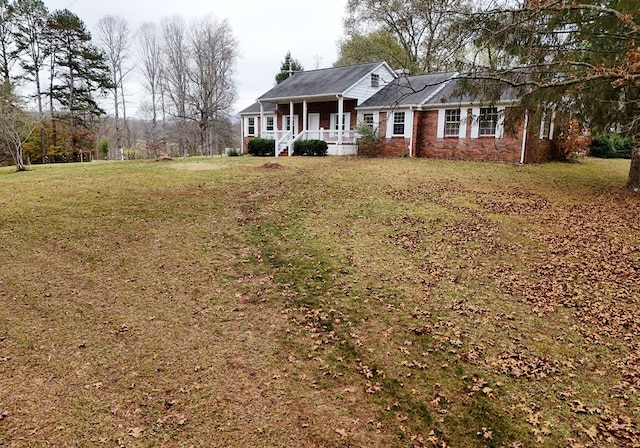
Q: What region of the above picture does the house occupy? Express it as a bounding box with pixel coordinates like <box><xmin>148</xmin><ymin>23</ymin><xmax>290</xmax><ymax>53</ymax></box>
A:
<box><xmin>239</xmin><ymin>61</ymin><xmax>558</xmax><ymax>163</ymax></box>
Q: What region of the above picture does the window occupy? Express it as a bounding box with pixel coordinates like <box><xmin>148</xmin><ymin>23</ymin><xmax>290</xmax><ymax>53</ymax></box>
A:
<box><xmin>393</xmin><ymin>112</ymin><xmax>405</xmax><ymax>135</ymax></box>
<box><xmin>444</xmin><ymin>109</ymin><xmax>461</xmax><ymax>137</ymax></box>
<box><xmin>266</xmin><ymin>116</ymin><xmax>274</xmax><ymax>131</ymax></box>
<box><xmin>479</xmin><ymin>107</ymin><xmax>498</xmax><ymax>136</ymax></box>
<box><xmin>333</xmin><ymin>113</ymin><xmax>348</xmax><ymax>130</ymax></box>
<box><xmin>286</xmin><ymin>116</ymin><xmax>292</xmax><ymax>131</ymax></box>
<box><xmin>363</xmin><ymin>113</ymin><xmax>374</xmax><ymax>128</ymax></box>
<box><xmin>371</xmin><ymin>73</ymin><xmax>380</xmax><ymax>88</ymax></box>
<box><xmin>247</xmin><ymin>117</ymin><xmax>255</xmax><ymax>135</ymax></box>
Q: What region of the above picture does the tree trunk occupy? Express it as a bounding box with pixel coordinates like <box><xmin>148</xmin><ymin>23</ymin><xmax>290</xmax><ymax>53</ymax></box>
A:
<box><xmin>626</xmin><ymin>141</ymin><xmax>640</xmax><ymax>191</ymax></box>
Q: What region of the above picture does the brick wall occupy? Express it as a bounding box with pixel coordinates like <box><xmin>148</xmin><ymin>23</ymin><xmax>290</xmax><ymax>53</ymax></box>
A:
<box><xmin>411</xmin><ymin>109</ymin><xmax>558</xmax><ymax>163</ymax></box>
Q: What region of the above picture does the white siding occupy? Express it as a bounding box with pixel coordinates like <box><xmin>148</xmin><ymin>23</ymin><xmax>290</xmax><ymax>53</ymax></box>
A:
<box><xmin>344</xmin><ymin>65</ymin><xmax>396</xmax><ymax>103</ymax></box>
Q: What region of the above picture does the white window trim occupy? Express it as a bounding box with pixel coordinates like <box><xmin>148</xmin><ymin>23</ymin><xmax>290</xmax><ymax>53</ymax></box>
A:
<box><xmin>470</xmin><ymin>106</ymin><xmax>505</xmax><ymax>139</ymax></box>
<box><xmin>358</xmin><ymin>111</ymin><xmax>379</xmax><ymax>130</ymax></box>
<box><xmin>386</xmin><ymin>110</ymin><xmax>412</xmax><ymax>138</ymax></box>
<box><xmin>265</xmin><ymin>115</ymin><xmax>275</xmax><ymax>132</ymax></box>
<box><xmin>282</xmin><ymin>115</ymin><xmax>299</xmax><ymax>134</ymax></box>
<box><xmin>330</xmin><ymin>112</ymin><xmax>351</xmax><ymax>131</ymax></box>
<box><xmin>437</xmin><ymin>108</ymin><xmax>468</xmax><ymax>139</ymax></box>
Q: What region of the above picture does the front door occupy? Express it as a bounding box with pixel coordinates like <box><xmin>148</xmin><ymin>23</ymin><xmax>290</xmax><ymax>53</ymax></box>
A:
<box><xmin>308</xmin><ymin>113</ymin><xmax>320</xmax><ymax>139</ymax></box>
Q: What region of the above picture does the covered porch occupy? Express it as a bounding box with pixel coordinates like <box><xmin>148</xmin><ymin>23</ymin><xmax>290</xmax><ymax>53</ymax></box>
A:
<box><xmin>257</xmin><ymin>96</ymin><xmax>360</xmax><ymax>157</ymax></box>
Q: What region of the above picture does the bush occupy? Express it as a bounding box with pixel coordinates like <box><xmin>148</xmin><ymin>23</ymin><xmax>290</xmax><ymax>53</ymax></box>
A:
<box><xmin>226</xmin><ymin>148</ymin><xmax>242</xmax><ymax>157</ymax></box>
<box><xmin>589</xmin><ymin>134</ymin><xmax>617</xmax><ymax>158</ymax></box>
<box><xmin>293</xmin><ymin>139</ymin><xmax>328</xmax><ymax>156</ymax></box>
<box><xmin>247</xmin><ymin>138</ymin><xmax>275</xmax><ymax>157</ymax></box>
<box><xmin>589</xmin><ymin>134</ymin><xmax>635</xmax><ymax>159</ymax></box>
<box><xmin>355</xmin><ymin>122</ymin><xmax>382</xmax><ymax>158</ymax></box>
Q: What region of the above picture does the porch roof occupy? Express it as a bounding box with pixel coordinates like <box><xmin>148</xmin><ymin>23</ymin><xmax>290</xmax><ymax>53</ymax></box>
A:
<box><xmin>257</xmin><ymin>61</ymin><xmax>389</xmax><ymax>103</ymax></box>
<box><xmin>238</xmin><ymin>101</ymin><xmax>277</xmax><ymax>115</ymax></box>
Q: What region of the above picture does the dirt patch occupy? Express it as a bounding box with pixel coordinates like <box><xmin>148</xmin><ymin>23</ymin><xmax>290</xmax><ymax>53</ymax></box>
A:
<box><xmin>260</xmin><ymin>162</ymin><xmax>284</xmax><ymax>169</ymax></box>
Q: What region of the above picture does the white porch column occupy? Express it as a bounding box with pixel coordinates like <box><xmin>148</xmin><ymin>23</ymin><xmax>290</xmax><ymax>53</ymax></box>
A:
<box><xmin>303</xmin><ymin>100</ymin><xmax>308</xmax><ymax>135</ymax></box>
<box><xmin>337</xmin><ymin>95</ymin><xmax>344</xmax><ymax>145</ymax></box>
<box><xmin>289</xmin><ymin>101</ymin><xmax>294</xmax><ymax>135</ymax></box>
<box><xmin>259</xmin><ymin>101</ymin><xmax>264</xmax><ymax>137</ymax></box>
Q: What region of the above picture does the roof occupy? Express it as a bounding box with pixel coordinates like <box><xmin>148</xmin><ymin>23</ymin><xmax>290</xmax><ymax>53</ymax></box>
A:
<box><xmin>258</xmin><ymin>61</ymin><xmax>389</xmax><ymax>102</ymax></box>
<box><xmin>238</xmin><ymin>102</ymin><xmax>277</xmax><ymax>115</ymax></box>
<box><xmin>425</xmin><ymin>77</ymin><xmax>519</xmax><ymax>106</ymax></box>
<box><xmin>358</xmin><ymin>72</ymin><xmax>520</xmax><ymax>109</ymax></box>
<box><xmin>358</xmin><ymin>72</ymin><xmax>457</xmax><ymax>108</ymax></box>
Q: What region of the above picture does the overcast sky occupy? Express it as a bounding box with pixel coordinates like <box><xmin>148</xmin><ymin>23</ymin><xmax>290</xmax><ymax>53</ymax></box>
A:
<box><xmin>43</xmin><ymin>0</ymin><xmax>348</xmax><ymax>115</ymax></box>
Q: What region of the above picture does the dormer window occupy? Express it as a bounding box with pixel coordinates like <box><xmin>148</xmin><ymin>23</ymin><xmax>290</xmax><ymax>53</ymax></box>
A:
<box><xmin>371</xmin><ymin>73</ymin><xmax>380</xmax><ymax>88</ymax></box>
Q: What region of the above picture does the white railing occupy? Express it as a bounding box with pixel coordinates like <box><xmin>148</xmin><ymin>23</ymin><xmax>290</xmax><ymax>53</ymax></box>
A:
<box><xmin>275</xmin><ymin>130</ymin><xmax>292</xmax><ymax>157</ymax></box>
<box><xmin>266</xmin><ymin>129</ymin><xmax>361</xmax><ymax>157</ymax></box>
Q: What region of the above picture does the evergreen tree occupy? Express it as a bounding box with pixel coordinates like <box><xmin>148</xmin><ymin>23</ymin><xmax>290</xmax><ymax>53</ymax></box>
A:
<box><xmin>275</xmin><ymin>51</ymin><xmax>303</xmax><ymax>84</ymax></box>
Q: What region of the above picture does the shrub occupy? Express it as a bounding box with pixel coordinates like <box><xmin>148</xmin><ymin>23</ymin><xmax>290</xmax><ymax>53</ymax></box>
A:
<box><xmin>355</xmin><ymin>122</ymin><xmax>382</xmax><ymax>158</ymax></box>
<box><xmin>589</xmin><ymin>134</ymin><xmax>635</xmax><ymax>159</ymax></box>
<box><xmin>247</xmin><ymin>138</ymin><xmax>275</xmax><ymax>156</ymax></box>
<box><xmin>226</xmin><ymin>147</ymin><xmax>242</xmax><ymax>157</ymax></box>
<box><xmin>558</xmin><ymin>120</ymin><xmax>590</xmax><ymax>161</ymax></box>
<box><xmin>589</xmin><ymin>134</ymin><xmax>617</xmax><ymax>158</ymax></box>
<box><xmin>293</xmin><ymin>139</ymin><xmax>328</xmax><ymax>156</ymax></box>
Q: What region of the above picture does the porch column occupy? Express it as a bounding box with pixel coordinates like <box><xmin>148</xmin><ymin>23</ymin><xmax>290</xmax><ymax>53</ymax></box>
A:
<box><xmin>259</xmin><ymin>101</ymin><xmax>264</xmax><ymax>137</ymax></box>
<box><xmin>303</xmin><ymin>100</ymin><xmax>308</xmax><ymax>135</ymax></box>
<box><xmin>289</xmin><ymin>101</ymin><xmax>294</xmax><ymax>136</ymax></box>
<box><xmin>337</xmin><ymin>94</ymin><xmax>344</xmax><ymax>145</ymax></box>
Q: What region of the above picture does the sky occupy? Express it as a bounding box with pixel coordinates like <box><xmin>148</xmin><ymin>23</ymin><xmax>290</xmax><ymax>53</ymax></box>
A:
<box><xmin>43</xmin><ymin>0</ymin><xmax>348</xmax><ymax>116</ymax></box>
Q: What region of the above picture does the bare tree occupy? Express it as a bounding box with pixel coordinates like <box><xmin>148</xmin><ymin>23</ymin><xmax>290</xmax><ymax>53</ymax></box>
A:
<box><xmin>0</xmin><ymin>85</ymin><xmax>40</xmax><ymax>170</ymax></box>
<box><xmin>96</xmin><ymin>14</ymin><xmax>131</xmax><ymax>157</ymax></box>
<box><xmin>187</xmin><ymin>16</ymin><xmax>237</xmax><ymax>155</ymax></box>
<box><xmin>136</xmin><ymin>21</ymin><xmax>164</xmax><ymax>156</ymax></box>
<box><xmin>161</xmin><ymin>16</ymin><xmax>190</xmax><ymax>156</ymax></box>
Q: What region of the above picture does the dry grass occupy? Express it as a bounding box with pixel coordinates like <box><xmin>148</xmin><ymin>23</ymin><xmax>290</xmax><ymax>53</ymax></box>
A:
<box><xmin>1</xmin><ymin>156</ymin><xmax>638</xmax><ymax>447</ymax></box>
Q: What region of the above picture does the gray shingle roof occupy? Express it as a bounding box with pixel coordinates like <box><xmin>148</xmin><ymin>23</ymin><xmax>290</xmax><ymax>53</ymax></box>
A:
<box><xmin>238</xmin><ymin>102</ymin><xmax>277</xmax><ymax>115</ymax></box>
<box><xmin>425</xmin><ymin>77</ymin><xmax>519</xmax><ymax>105</ymax></box>
<box><xmin>358</xmin><ymin>72</ymin><xmax>456</xmax><ymax>108</ymax></box>
<box><xmin>358</xmin><ymin>72</ymin><xmax>520</xmax><ymax>109</ymax></box>
<box><xmin>258</xmin><ymin>61</ymin><xmax>387</xmax><ymax>101</ymax></box>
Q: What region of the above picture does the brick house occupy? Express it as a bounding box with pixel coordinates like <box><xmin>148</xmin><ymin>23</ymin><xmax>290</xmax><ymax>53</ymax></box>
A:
<box><xmin>239</xmin><ymin>61</ymin><xmax>558</xmax><ymax>162</ymax></box>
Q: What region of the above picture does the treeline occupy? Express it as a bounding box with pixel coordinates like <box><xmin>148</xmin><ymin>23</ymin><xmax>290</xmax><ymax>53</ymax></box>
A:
<box><xmin>0</xmin><ymin>0</ymin><xmax>238</xmax><ymax>169</ymax></box>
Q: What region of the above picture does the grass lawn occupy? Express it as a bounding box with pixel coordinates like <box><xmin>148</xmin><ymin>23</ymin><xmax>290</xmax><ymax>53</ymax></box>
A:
<box><xmin>1</xmin><ymin>156</ymin><xmax>638</xmax><ymax>447</ymax></box>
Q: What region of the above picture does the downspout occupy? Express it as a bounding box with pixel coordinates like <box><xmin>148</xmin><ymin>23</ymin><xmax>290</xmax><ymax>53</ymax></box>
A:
<box><xmin>520</xmin><ymin>110</ymin><xmax>529</xmax><ymax>164</ymax></box>
<box><xmin>409</xmin><ymin>107</ymin><xmax>415</xmax><ymax>157</ymax></box>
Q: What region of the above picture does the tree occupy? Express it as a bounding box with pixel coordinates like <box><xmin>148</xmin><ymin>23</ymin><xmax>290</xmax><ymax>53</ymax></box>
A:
<box><xmin>275</xmin><ymin>51</ymin><xmax>303</xmax><ymax>84</ymax></box>
<box><xmin>48</xmin><ymin>9</ymin><xmax>111</xmax><ymax>160</ymax></box>
<box><xmin>12</xmin><ymin>0</ymin><xmax>50</xmax><ymax>163</ymax></box>
<box><xmin>459</xmin><ymin>0</ymin><xmax>640</xmax><ymax>189</ymax></box>
<box><xmin>343</xmin><ymin>0</ymin><xmax>469</xmax><ymax>73</ymax></box>
<box><xmin>187</xmin><ymin>16</ymin><xmax>237</xmax><ymax>155</ymax></box>
<box><xmin>0</xmin><ymin>0</ymin><xmax>16</xmax><ymax>86</ymax></box>
<box><xmin>335</xmin><ymin>30</ymin><xmax>407</xmax><ymax>69</ymax></box>
<box><xmin>136</xmin><ymin>21</ymin><xmax>164</xmax><ymax>156</ymax></box>
<box><xmin>0</xmin><ymin>84</ymin><xmax>39</xmax><ymax>170</ymax></box>
<box><xmin>161</xmin><ymin>16</ymin><xmax>190</xmax><ymax>156</ymax></box>
<box><xmin>96</xmin><ymin>14</ymin><xmax>131</xmax><ymax>156</ymax></box>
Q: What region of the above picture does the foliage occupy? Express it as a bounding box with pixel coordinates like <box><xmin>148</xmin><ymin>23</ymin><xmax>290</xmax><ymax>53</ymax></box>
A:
<box><xmin>335</xmin><ymin>30</ymin><xmax>407</xmax><ymax>69</ymax></box>
<box><xmin>0</xmin><ymin>84</ymin><xmax>38</xmax><ymax>170</ymax></box>
<box><xmin>226</xmin><ymin>147</ymin><xmax>241</xmax><ymax>157</ymax></box>
<box><xmin>247</xmin><ymin>137</ymin><xmax>275</xmax><ymax>156</ymax></box>
<box><xmin>343</xmin><ymin>0</ymin><xmax>470</xmax><ymax>73</ymax></box>
<box><xmin>459</xmin><ymin>0</ymin><xmax>640</xmax><ymax>188</ymax></box>
<box><xmin>275</xmin><ymin>51</ymin><xmax>303</xmax><ymax>84</ymax></box>
<box><xmin>292</xmin><ymin>139</ymin><xmax>328</xmax><ymax>156</ymax></box>
<box><xmin>558</xmin><ymin>120</ymin><xmax>590</xmax><ymax>162</ymax></box>
<box><xmin>97</xmin><ymin>136</ymin><xmax>109</xmax><ymax>158</ymax></box>
<box><xmin>590</xmin><ymin>134</ymin><xmax>634</xmax><ymax>159</ymax></box>
<box><xmin>354</xmin><ymin>121</ymin><xmax>382</xmax><ymax>157</ymax></box>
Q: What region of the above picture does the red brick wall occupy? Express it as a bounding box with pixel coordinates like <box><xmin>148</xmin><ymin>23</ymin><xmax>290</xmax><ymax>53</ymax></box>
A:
<box><xmin>411</xmin><ymin>109</ymin><xmax>558</xmax><ymax>163</ymax></box>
